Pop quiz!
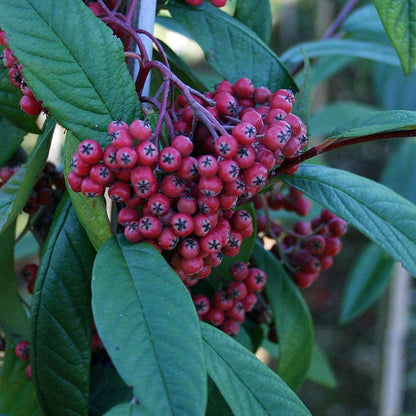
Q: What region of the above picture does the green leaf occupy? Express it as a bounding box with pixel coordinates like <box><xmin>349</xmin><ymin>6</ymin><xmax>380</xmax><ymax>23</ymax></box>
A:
<box><xmin>31</xmin><ymin>194</ymin><xmax>96</xmax><ymax>416</ymax></box>
<box><xmin>340</xmin><ymin>242</ymin><xmax>394</xmax><ymax>324</ymax></box>
<box><xmin>234</xmin><ymin>0</ymin><xmax>272</xmax><ymax>44</ymax></box>
<box><xmin>167</xmin><ymin>1</ymin><xmax>297</xmax><ymax>91</ymax></box>
<box><xmin>103</xmin><ymin>402</ymin><xmax>151</xmax><ymax>416</ymax></box>
<box><xmin>310</xmin><ymin>56</ymin><xmax>356</xmax><ymax>87</ymax></box>
<box><xmin>283</xmin><ymin>164</ymin><xmax>416</xmax><ymax>277</ymax></box>
<box><xmin>0</xmin><ymin>0</ymin><xmax>141</xmax><ymax>144</ymax></box>
<box><xmin>89</xmin><ymin>367</ymin><xmax>133</xmax><ymax>416</ymax></box>
<box><xmin>0</xmin><ymin>117</ymin><xmax>26</xmax><ymax>167</ymax></box>
<box><xmin>92</xmin><ymin>238</ymin><xmax>206</xmax><ymax>416</ymax></box>
<box><xmin>201</xmin><ymin>323</ymin><xmax>311</xmax><ymax>416</ymax></box>
<box><xmin>0</xmin><ymin>342</ymin><xmax>44</xmax><ymax>415</ymax></box>
<box><xmin>309</xmin><ymin>101</ymin><xmax>377</xmax><ymax>137</ymax></box>
<box><xmin>373</xmin><ymin>0</ymin><xmax>416</xmax><ymax>75</ymax></box>
<box><xmin>206</xmin><ymin>376</ymin><xmax>233</xmax><ymax>416</ymax></box>
<box><xmin>63</xmin><ymin>132</ymin><xmax>112</xmax><ymax>250</ymax></box>
<box><xmin>0</xmin><ymin>117</ymin><xmax>54</xmax><ymax>234</ymax></box>
<box><xmin>252</xmin><ymin>241</ymin><xmax>313</xmax><ymax>391</ymax></box>
<box><xmin>292</xmin><ymin>51</ymin><xmax>311</xmax><ymax>125</ymax></box>
<box><xmin>281</xmin><ymin>39</ymin><xmax>401</xmax><ymax>70</ymax></box>
<box><xmin>0</xmin><ymin>221</ymin><xmax>30</xmax><ymax>343</ymax></box>
<box><xmin>306</xmin><ymin>344</ymin><xmax>337</xmax><ymax>389</ymax></box>
<box><xmin>0</xmin><ymin>67</ymin><xmax>40</xmax><ymax>134</ymax></box>
<box><xmin>328</xmin><ymin>110</ymin><xmax>416</xmax><ymax>139</ymax></box>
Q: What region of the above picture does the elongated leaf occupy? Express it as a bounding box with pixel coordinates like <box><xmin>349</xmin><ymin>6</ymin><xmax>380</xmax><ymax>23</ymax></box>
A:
<box><xmin>103</xmin><ymin>403</ymin><xmax>150</xmax><ymax>416</ymax></box>
<box><xmin>63</xmin><ymin>133</ymin><xmax>112</xmax><ymax>250</ymax></box>
<box><xmin>167</xmin><ymin>1</ymin><xmax>296</xmax><ymax>91</ymax></box>
<box><xmin>328</xmin><ymin>110</ymin><xmax>416</xmax><ymax>139</ymax></box>
<box><xmin>234</xmin><ymin>0</ymin><xmax>272</xmax><ymax>44</ymax></box>
<box><xmin>0</xmin><ymin>0</ymin><xmax>141</xmax><ymax>144</ymax></box>
<box><xmin>0</xmin><ymin>222</ymin><xmax>30</xmax><ymax>343</ymax></box>
<box><xmin>340</xmin><ymin>138</ymin><xmax>416</xmax><ymax>323</ymax></box>
<box><xmin>310</xmin><ymin>56</ymin><xmax>356</xmax><ymax>87</ymax></box>
<box><xmin>0</xmin><ymin>67</ymin><xmax>40</xmax><ymax>134</ymax></box>
<box><xmin>281</xmin><ymin>39</ymin><xmax>401</xmax><ymax>69</ymax></box>
<box><xmin>0</xmin><ymin>117</ymin><xmax>26</xmax><ymax>167</ymax></box>
<box><xmin>31</xmin><ymin>195</ymin><xmax>96</xmax><ymax>416</ymax></box>
<box><xmin>0</xmin><ymin>117</ymin><xmax>54</xmax><ymax>234</ymax></box>
<box><xmin>373</xmin><ymin>0</ymin><xmax>416</xmax><ymax>75</ymax></box>
<box><xmin>283</xmin><ymin>164</ymin><xmax>416</xmax><ymax>277</ymax></box>
<box><xmin>306</xmin><ymin>344</ymin><xmax>337</xmax><ymax>389</ymax></box>
<box><xmin>340</xmin><ymin>243</ymin><xmax>394</xmax><ymax>324</ymax></box>
<box><xmin>92</xmin><ymin>238</ymin><xmax>206</xmax><ymax>416</ymax></box>
<box><xmin>202</xmin><ymin>323</ymin><xmax>311</xmax><ymax>416</ymax></box>
<box><xmin>292</xmin><ymin>51</ymin><xmax>311</xmax><ymax>125</ymax></box>
<box><xmin>0</xmin><ymin>342</ymin><xmax>44</xmax><ymax>415</ymax></box>
<box><xmin>309</xmin><ymin>101</ymin><xmax>377</xmax><ymax>137</ymax></box>
<box><xmin>252</xmin><ymin>241</ymin><xmax>313</xmax><ymax>390</ymax></box>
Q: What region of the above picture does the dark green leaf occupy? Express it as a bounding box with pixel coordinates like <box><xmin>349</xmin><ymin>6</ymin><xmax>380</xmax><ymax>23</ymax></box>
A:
<box><xmin>0</xmin><ymin>66</ymin><xmax>40</xmax><ymax>134</ymax></box>
<box><xmin>340</xmin><ymin>242</ymin><xmax>394</xmax><ymax>324</ymax></box>
<box><xmin>310</xmin><ymin>56</ymin><xmax>356</xmax><ymax>87</ymax></box>
<box><xmin>283</xmin><ymin>164</ymin><xmax>416</xmax><ymax>277</ymax></box>
<box><xmin>89</xmin><ymin>367</ymin><xmax>133</xmax><ymax>416</ymax></box>
<box><xmin>309</xmin><ymin>101</ymin><xmax>377</xmax><ymax>137</ymax></box>
<box><xmin>0</xmin><ymin>222</ymin><xmax>30</xmax><ymax>343</ymax></box>
<box><xmin>0</xmin><ymin>117</ymin><xmax>54</xmax><ymax>234</ymax></box>
<box><xmin>0</xmin><ymin>117</ymin><xmax>26</xmax><ymax>167</ymax></box>
<box><xmin>373</xmin><ymin>0</ymin><xmax>416</xmax><ymax>75</ymax></box>
<box><xmin>103</xmin><ymin>402</ymin><xmax>151</xmax><ymax>416</ymax></box>
<box><xmin>206</xmin><ymin>376</ymin><xmax>233</xmax><ymax>416</ymax></box>
<box><xmin>168</xmin><ymin>1</ymin><xmax>297</xmax><ymax>91</ymax></box>
<box><xmin>202</xmin><ymin>323</ymin><xmax>311</xmax><ymax>415</ymax></box>
<box><xmin>306</xmin><ymin>344</ymin><xmax>337</xmax><ymax>389</ymax></box>
<box><xmin>328</xmin><ymin>110</ymin><xmax>416</xmax><ymax>139</ymax></box>
<box><xmin>0</xmin><ymin>0</ymin><xmax>141</xmax><ymax>145</ymax></box>
<box><xmin>234</xmin><ymin>0</ymin><xmax>272</xmax><ymax>44</ymax></box>
<box><xmin>292</xmin><ymin>51</ymin><xmax>311</xmax><ymax>125</ymax></box>
<box><xmin>31</xmin><ymin>194</ymin><xmax>96</xmax><ymax>416</ymax></box>
<box><xmin>63</xmin><ymin>133</ymin><xmax>112</xmax><ymax>250</ymax></box>
<box><xmin>233</xmin><ymin>325</ymin><xmax>253</xmax><ymax>351</ymax></box>
<box><xmin>0</xmin><ymin>341</ymin><xmax>44</xmax><ymax>415</ymax></box>
<box><xmin>281</xmin><ymin>39</ymin><xmax>401</xmax><ymax>70</ymax></box>
<box><xmin>252</xmin><ymin>241</ymin><xmax>313</xmax><ymax>390</ymax></box>
<box><xmin>92</xmin><ymin>238</ymin><xmax>206</xmax><ymax>416</ymax></box>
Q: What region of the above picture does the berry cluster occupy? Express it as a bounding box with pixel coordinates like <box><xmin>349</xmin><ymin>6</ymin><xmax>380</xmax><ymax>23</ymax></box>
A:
<box><xmin>192</xmin><ymin>261</ymin><xmax>266</xmax><ymax>336</ymax></box>
<box><xmin>14</xmin><ymin>341</ymin><xmax>31</xmax><ymax>379</ymax></box>
<box><xmin>257</xmin><ymin>187</ymin><xmax>347</xmax><ymax>288</ymax></box>
<box><xmin>68</xmin><ymin>119</ymin><xmax>255</xmax><ymax>285</ymax></box>
<box><xmin>183</xmin><ymin>0</ymin><xmax>227</xmax><ymax>7</ymax></box>
<box><xmin>0</xmin><ymin>29</ymin><xmax>44</xmax><ymax>116</ymax></box>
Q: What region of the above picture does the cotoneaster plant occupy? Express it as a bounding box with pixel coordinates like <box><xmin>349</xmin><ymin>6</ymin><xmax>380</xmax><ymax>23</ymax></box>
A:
<box><xmin>0</xmin><ymin>1</ymin><xmax>416</xmax><ymax>415</ymax></box>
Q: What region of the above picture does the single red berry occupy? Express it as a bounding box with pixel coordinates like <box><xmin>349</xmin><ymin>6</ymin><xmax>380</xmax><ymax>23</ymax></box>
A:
<box><xmin>108</xmin><ymin>181</ymin><xmax>131</xmax><ymax>202</ymax></box>
<box><xmin>204</xmin><ymin>308</ymin><xmax>225</xmax><ymax>326</ymax></box>
<box><xmin>242</xmin><ymin>293</ymin><xmax>257</xmax><ymax>312</ymax></box>
<box><xmin>176</xmin><ymin>195</ymin><xmax>197</xmax><ymax>215</ymax></box>
<box><xmin>198</xmin><ymin>195</ymin><xmax>220</xmax><ymax>214</ymax></box>
<box><xmin>111</xmin><ymin>129</ymin><xmax>133</xmax><ymax>149</ymax></box>
<box><xmin>131</xmin><ymin>166</ymin><xmax>157</xmax><ymax>198</ymax></box>
<box><xmin>223</xmin><ymin>177</ymin><xmax>246</xmax><ymax>196</ymax></box>
<box><xmin>217</xmin><ymin>159</ymin><xmax>240</xmax><ymax>183</ymax></box>
<box><xmin>245</xmin><ymin>268</ymin><xmax>267</xmax><ymax>292</ymax></box>
<box><xmin>138</xmin><ymin>215</ymin><xmax>162</xmax><ymax>239</ymax></box>
<box><xmin>227</xmin><ymin>281</ymin><xmax>248</xmax><ymax>300</ymax></box>
<box><xmin>219</xmin><ymin>193</ymin><xmax>238</xmax><ymax>210</ymax></box>
<box><xmin>302</xmin><ymin>256</ymin><xmax>322</xmax><ymax>274</ymax></box>
<box><xmin>270</xmin><ymin>94</ymin><xmax>293</xmax><ymax>113</ymax></box>
<box><xmin>159</xmin><ymin>175</ymin><xmax>184</xmax><ymax>198</ymax></box>
<box><xmin>220</xmin><ymin>319</ymin><xmax>240</xmax><ymax>336</ymax></box>
<box><xmin>243</xmin><ymin>162</ymin><xmax>268</xmax><ymax>190</ymax></box>
<box><xmin>263</xmin><ymin>121</ymin><xmax>291</xmax><ymax>150</ymax></box>
<box><xmin>230</xmin><ymin>261</ymin><xmax>249</xmax><ymax>280</ymax></box>
<box><xmin>179</xmin><ymin>237</ymin><xmax>200</xmax><ymax>259</ymax></box>
<box><xmin>197</xmin><ymin>155</ymin><xmax>218</xmax><ymax>177</ymax></box>
<box><xmin>70</xmin><ymin>153</ymin><xmax>91</xmax><ymax>176</ymax></box>
<box><xmin>21</xmin><ymin>263</ymin><xmax>38</xmax><ymax>285</ymax></box>
<box><xmin>267</xmin><ymin>108</ymin><xmax>287</xmax><ymax>124</ymax></box>
<box><xmin>200</xmin><ymin>231</ymin><xmax>223</xmax><ymax>254</ymax></box>
<box><xmin>211</xmin><ymin>0</ymin><xmax>227</xmax><ymax>7</ymax></box>
<box><xmin>81</xmin><ymin>177</ymin><xmax>104</xmax><ymax>197</ymax></box>
<box><xmin>89</xmin><ymin>164</ymin><xmax>115</xmax><ymax>186</ymax></box>
<box><xmin>213</xmin><ymin>290</ymin><xmax>233</xmax><ymax>311</ymax></box>
<box><xmin>215</xmin><ymin>80</ymin><xmax>234</xmax><ymax>94</ymax></box>
<box><xmin>15</xmin><ymin>341</ymin><xmax>30</xmax><ymax>361</ymax></box>
<box><xmin>234</xmin><ymin>146</ymin><xmax>256</xmax><ymax>169</ymax></box>
<box><xmin>307</xmin><ymin>235</ymin><xmax>326</xmax><ymax>255</ymax></box>
<box><xmin>116</xmin><ymin>147</ymin><xmax>137</xmax><ymax>168</ymax></box>
<box><xmin>215</xmin><ymin>135</ymin><xmax>238</xmax><ymax>159</ymax></box>
<box><xmin>177</xmin><ymin>156</ymin><xmax>199</xmax><ymax>180</ymax></box>
<box><xmin>294</xmin><ymin>270</ymin><xmax>318</xmax><ymax>288</ymax></box>
<box><xmin>193</xmin><ymin>214</ymin><xmax>212</xmax><ymax>236</ymax></box>
<box><xmin>78</xmin><ymin>139</ymin><xmax>103</xmax><ymax>165</ymax></box>
<box><xmin>222</xmin><ymin>231</ymin><xmax>243</xmax><ymax>256</ymax></box>
<box><xmin>103</xmin><ymin>145</ymin><xmax>118</xmax><ymax>169</ymax></box>
<box><xmin>129</xmin><ymin>119</ymin><xmax>152</xmax><ymax>141</ymax></box>
<box><xmin>231</xmin><ymin>210</ymin><xmax>252</xmax><ymax>232</ymax></box>
<box><xmin>117</xmin><ymin>207</ymin><xmax>139</xmax><ymax>226</ymax></box>
<box><xmin>226</xmin><ymin>301</ymin><xmax>245</xmax><ymax>322</ymax></box>
<box><xmin>147</xmin><ymin>193</ymin><xmax>171</xmax><ymax>217</ymax></box>
<box><xmin>215</xmin><ymin>92</ymin><xmax>238</xmax><ymax>117</ymax></box>
<box><xmin>159</xmin><ymin>147</ymin><xmax>182</xmax><ymax>172</ymax></box>
<box><xmin>108</xmin><ymin>120</ymin><xmax>129</xmax><ymax>134</ymax></box>
<box><xmin>171</xmin><ymin>135</ymin><xmax>193</xmax><ymax>156</ymax></box>
<box><xmin>67</xmin><ymin>171</ymin><xmax>83</xmax><ymax>192</ymax></box>
<box><xmin>135</xmin><ymin>141</ymin><xmax>159</xmax><ymax>166</ymax></box>
<box><xmin>181</xmin><ymin>256</ymin><xmax>204</xmax><ymax>275</ymax></box>
<box><xmin>124</xmin><ymin>221</ymin><xmax>144</xmax><ymax>243</ymax></box>
<box><xmin>324</xmin><ymin>236</ymin><xmax>342</xmax><ymax>256</ymax></box>
<box><xmin>255</xmin><ymin>147</ymin><xmax>276</xmax><ymax>170</ymax></box>
<box><xmin>158</xmin><ymin>227</ymin><xmax>179</xmax><ymax>250</ymax></box>
<box><xmin>319</xmin><ymin>255</ymin><xmax>334</xmax><ymax>270</ymax></box>
<box><xmin>199</xmin><ymin>175</ymin><xmax>223</xmax><ymax>196</ymax></box>
<box><xmin>233</xmin><ymin>77</ymin><xmax>254</xmax><ymax>98</ymax></box>
<box><xmin>293</xmin><ymin>221</ymin><xmax>311</xmax><ymax>236</ymax></box>
<box><xmin>193</xmin><ymin>294</ymin><xmax>210</xmax><ymax>316</ymax></box>
<box><xmin>328</xmin><ymin>218</ymin><xmax>348</xmax><ymax>236</ymax></box>
<box><xmin>253</xmin><ymin>86</ymin><xmax>271</xmax><ymax>104</ymax></box>
<box><xmin>204</xmin><ymin>252</ymin><xmax>223</xmax><ymax>267</ymax></box>
<box><xmin>171</xmin><ymin>213</ymin><xmax>194</xmax><ymax>237</ymax></box>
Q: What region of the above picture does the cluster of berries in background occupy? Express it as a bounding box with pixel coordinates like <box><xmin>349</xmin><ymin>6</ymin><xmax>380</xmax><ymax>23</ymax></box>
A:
<box><xmin>0</xmin><ymin>28</ymin><xmax>44</xmax><ymax>117</ymax></box>
<box><xmin>14</xmin><ymin>341</ymin><xmax>31</xmax><ymax>379</ymax></box>
<box><xmin>256</xmin><ymin>186</ymin><xmax>348</xmax><ymax>289</ymax></box>
<box><xmin>193</xmin><ymin>261</ymin><xmax>266</xmax><ymax>336</ymax></box>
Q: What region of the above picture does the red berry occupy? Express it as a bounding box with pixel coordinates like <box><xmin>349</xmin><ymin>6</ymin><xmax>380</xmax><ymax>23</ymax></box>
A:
<box><xmin>138</xmin><ymin>215</ymin><xmax>162</xmax><ymax>239</ymax></box>
<box><xmin>103</xmin><ymin>145</ymin><xmax>118</xmax><ymax>169</ymax></box>
<box><xmin>226</xmin><ymin>301</ymin><xmax>245</xmax><ymax>322</ymax></box>
<box><xmin>171</xmin><ymin>135</ymin><xmax>193</xmax><ymax>156</ymax></box>
<box><xmin>253</xmin><ymin>86</ymin><xmax>271</xmax><ymax>104</ymax></box>
<box><xmin>171</xmin><ymin>213</ymin><xmax>194</xmax><ymax>237</ymax></box>
<box><xmin>108</xmin><ymin>120</ymin><xmax>129</xmax><ymax>134</ymax></box>
<box><xmin>213</xmin><ymin>290</ymin><xmax>233</xmax><ymax>311</ymax></box>
<box><xmin>117</xmin><ymin>207</ymin><xmax>139</xmax><ymax>226</ymax></box>
<box><xmin>110</xmin><ymin>129</ymin><xmax>133</xmax><ymax>149</ymax></box>
<box><xmin>231</xmin><ymin>210</ymin><xmax>252</xmax><ymax>232</ymax></box>
<box><xmin>179</xmin><ymin>237</ymin><xmax>200</xmax><ymax>259</ymax></box>
<box><xmin>129</xmin><ymin>119</ymin><xmax>152</xmax><ymax>141</ymax></box>
<box><xmin>116</xmin><ymin>147</ymin><xmax>137</xmax><ymax>168</ymax></box>
<box><xmin>197</xmin><ymin>155</ymin><xmax>218</xmax><ymax>177</ymax></box>
<box><xmin>328</xmin><ymin>218</ymin><xmax>348</xmax><ymax>236</ymax></box>
<box><xmin>78</xmin><ymin>139</ymin><xmax>103</xmax><ymax>165</ymax></box>
<box><xmin>131</xmin><ymin>166</ymin><xmax>157</xmax><ymax>198</ymax></box>
<box><xmin>26</xmin><ymin>364</ymin><xmax>32</xmax><ymax>379</ymax></box>
<box><xmin>217</xmin><ymin>159</ymin><xmax>240</xmax><ymax>183</ymax></box>
<box><xmin>204</xmin><ymin>308</ymin><xmax>225</xmax><ymax>326</ymax></box>
<box><xmin>89</xmin><ymin>164</ymin><xmax>115</xmax><ymax>186</ymax></box>
<box><xmin>193</xmin><ymin>294</ymin><xmax>210</xmax><ymax>316</ymax></box>
<box><xmin>81</xmin><ymin>177</ymin><xmax>104</xmax><ymax>197</ymax></box>
<box><xmin>200</xmin><ymin>231</ymin><xmax>223</xmax><ymax>254</ymax></box>
<box><xmin>181</xmin><ymin>256</ymin><xmax>204</xmax><ymax>275</ymax></box>
<box><xmin>242</xmin><ymin>293</ymin><xmax>257</xmax><ymax>312</ymax></box>
<box><xmin>215</xmin><ymin>135</ymin><xmax>238</xmax><ymax>159</ymax></box>
<box><xmin>108</xmin><ymin>181</ymin><xmax>131</xmax><ymax>202</ymax></box>
<box><xmin>220</xmin><ymin>319</ymin><xmax>240</xmax><ymax>336</ymax></box>
<box><xmin>135</xmin><ymin>141</ymin><xmax>159</xmax><ymax>166</ymax></box>
<box><xmin>243</xmin><ymin>162</ymin><xmax>268</xmax><ymax>190</ymax></box>
<box><xmin>227</xmin><ymin>281</ymin><xmax>248</xmax><ymax>300</ymax></box>
<box><xmin>147</xmin><ymin>193</ymin><xmax>171</xmax><ymax>217</ymax></box>
<box><xmin>159</xmin><ymin>147</ymin><xmax>182</xmax><ymax>172</ymax></box>
<box><xmin>294</xmin><ymin>271</ymin><xmax>318</xmax><ymax>288</ymax></box>
<box><xmin>245</xmin><ymin>268</ymin><xmax>267</xmax><ymax>292</ymax></box>
<box><xmin>230</xmin><ymin>262</ymin><xmax>249</xmax><ymax>280</ymax></box>
<box><xmin>177</xmin><ymin>195</ymin><xmax>197</xmax><ymax>215</ymax></box>
<box><xmin>124</xmin><ymin>221</ymin><xmax>144</xmax><ymax>243</ymax></box>
<box><xmin>158</xmin><ymin>227</ymin><xmax>179</xmax><ymax>250</ymax></box>
<box><xmin>67</xmin><ymin>171</ymin><xmax>83</xmax><ymax>192</ymax></box>
<box><xmin>307</xmin><ymin>235</ymin><xmax>326</xmax><ymax>255</ymax></box>
<box><xmin>215</xmin><ymin>92</ymin><xmax>238</xmax><ymax>117</ymax></box>
<box><xmin>15</xmin><ymin>341</ymin><xmax>30</xmax><ymax>361</ymax></box>
<box><xmin>324</xmin><ymin>236</ymin><xmax>342</xmax><ymax>256</ymax></box>
<box><xmin>193</xmin><ymin>214</ymin><xmax>212</xmax><ymax>236</ymax></box>
<box><xmin>70</xmin><ymin>153</ymin><xmax>91</xmax><ymax>176</ymax></box>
